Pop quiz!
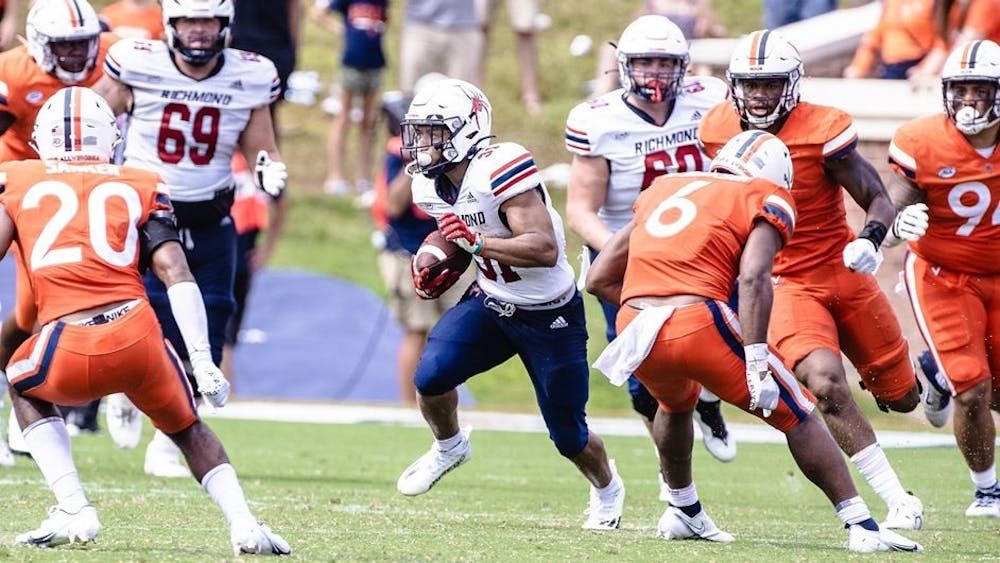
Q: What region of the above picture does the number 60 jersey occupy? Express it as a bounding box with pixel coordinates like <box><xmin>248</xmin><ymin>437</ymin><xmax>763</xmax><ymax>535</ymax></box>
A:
<box><xmin>104</xmin><ymin>39</ymin><xmax>280</xmax><ymax>202</ymax></box>
<box><xmin>889</xmin><ymin>113</ymin><xmax>1000</xmax><ymax>275</ymax></box>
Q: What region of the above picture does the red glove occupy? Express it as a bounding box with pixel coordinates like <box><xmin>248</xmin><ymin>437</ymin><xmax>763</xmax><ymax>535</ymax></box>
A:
<box><xmin>411</xmin><ymin>257</ymin><xmax>461</xmax><ymax>300</ymax></box>
<box><xmin>438</xmin><ymin>213</ymin><xmax>484</xmax><ymax>255</ymax></box>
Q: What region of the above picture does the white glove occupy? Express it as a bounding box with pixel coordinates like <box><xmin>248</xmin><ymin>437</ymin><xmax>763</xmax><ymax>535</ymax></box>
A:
<box><xmin>255</xmin><ymin>150</ymin><xmax>287</xmax><ymax>198</ymax></box>
<box><xmin>842</xmin><ymin>238</ymin><xmax>884</xmax><ymax>274</ymax></box>
<box><xmin>744</xmin><ymin>343</ymin><xmax>779</xmax><ymax>416</ymax></box>
<box><xmin>190</xmin><ymin>352</ymin><xmax>230</xmax><ymax>409</ymax></box>
<box><xmin>891</xmin><ymin>203</ymin><xmax>929</xmax><ymax>242</ymax></box>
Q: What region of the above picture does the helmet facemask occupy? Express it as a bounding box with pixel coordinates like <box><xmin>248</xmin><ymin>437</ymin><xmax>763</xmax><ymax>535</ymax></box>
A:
<box><xmin>730</xmin><ymin>72</ymin><xmax>800</xmax><ymax>129</ymax></box>
<box><xmin>401</xmin><ymin>118</ymin><xmax>464</xmax><ymax>179</ymax></box>
<box><xmin>943</xmin><ymin>78</ymin><xmax>1000</xmax><ymax>135</ymax></box>
<box><xmin>619</xmin><ymin>54</ymin><xmax>688</xmax><ymax>103</ymax></box>
<box><xmin>35</xmin><ymin>33</ymin><xmax>100</xmax><ymax>83</ymax></box>
<box><xmin>167</xmin><ymin>16</ymin><xmax>229</xmax><ymax>66</ymax></box>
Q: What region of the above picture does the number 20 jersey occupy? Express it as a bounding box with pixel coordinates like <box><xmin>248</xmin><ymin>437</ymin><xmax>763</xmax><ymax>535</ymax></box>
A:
<box><xmin>564</xmin><ymin>76</ymin><xmax>728</xmax><ymax>232</ymax></box>
<box><xmin>411</xmin><ymin>142</ymin><xmax>576</xmax><ymax>306</ymax></box>
<box><xmin>889</xmin><ymin>113</ymin><xmax>1000</xmax><ymax>275</ymax></box>
<box><xmin>104</xmin><ymin>39</ymin><xmax>280</xmax><ymax>202</ymax></box>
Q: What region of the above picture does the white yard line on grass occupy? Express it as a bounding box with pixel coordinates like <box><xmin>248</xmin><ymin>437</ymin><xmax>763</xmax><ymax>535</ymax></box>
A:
<box><xmin>203</xmin><ymin>401</ymin><xmax>968</xmax><ymax>449</ymax></box>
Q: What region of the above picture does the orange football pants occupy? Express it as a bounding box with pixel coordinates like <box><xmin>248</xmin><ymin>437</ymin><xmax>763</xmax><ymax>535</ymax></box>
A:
<box><xmin>902</xmin><ymin>253</ymin><xmax>1000</xmax><ymax>396</ymax></box>
<box><xmin>6</xmin><ymin>300</ymin><xmax>198</xmax><ymax>434</ymax></box>
<box><xmin>769</xmin><ymin>261</ymin><xmax>915</xmax><ymax>402</ymax></box>
<box><xmin>12</xmin><ymin>249</ymin><xmax>37</xmax><ymax>332</ymax></box>
<box><xmin>616</xmin><ymin>300</ymin><xmax>816</xmax><ymax>433</ymax></box>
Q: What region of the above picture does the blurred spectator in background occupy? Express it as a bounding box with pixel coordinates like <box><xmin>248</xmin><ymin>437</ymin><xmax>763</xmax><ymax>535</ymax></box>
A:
<box><xmin>477</xmin><ymin>0</ymin><xmax>542</xmax><ymax>115</ymax></box>
<box><xmin>909</xmin><ymin>0</ymin><xmax>1000</xmax><ymax>82</ymax></box>
<box><xmin>231</xmin><ymin>0</ymin><xmax>301</xmax><ymax>124</ymax></box>
<box><xmin>594</xmin><ymin>0</ymin><xmax>726</xmax><ymax>95</ymax></box>
<box><xmin>844</xmin><ymin>0</ymin><xmax>935</xmax><ymax>79</ymax></box>
<box><xmin>99</xmin><ymin>0</ymin><xmax>163</xmax><ymax>39</ymax></box>
<box><xmin>312</xmin><ymin>0</ymin><xmax>388</xmax><ymax>200</ymax></box>
<box><xmin>763</xmin><ymin>0</ymin><xmax>836</xmax><ymax>28</ymax></box>
<box><xmin>399</xmin><ymin>0</ymin><xmax>482</xmax><ymax>93</ymax></box>
<box><xmin>371</xmin><ymin>75</ymin><xmax>470</xmax><ymax>404</ymax></box>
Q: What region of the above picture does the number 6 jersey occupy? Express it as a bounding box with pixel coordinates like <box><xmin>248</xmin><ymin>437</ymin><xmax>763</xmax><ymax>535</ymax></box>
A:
<box><xmin>0</xmin><ymin>160</ymin><xmax>172</xmax><ymax>325</ymax></box>
<box><xmin>104</xmin><ymin>38</ymin><xmax>280</xmax><ymax>202</ymax></box>
<box><xmin>564</xmin><ymin>76</ymin><xmax>727</xmax><ymax>232</ymax></box>
<box><xmin>889</xmin><ymin>113</ymin><xmax>1000</xmax><ymax>275</ymax></box>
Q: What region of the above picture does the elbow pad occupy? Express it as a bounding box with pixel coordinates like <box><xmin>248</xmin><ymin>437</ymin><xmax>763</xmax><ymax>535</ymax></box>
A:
<box><xmin>139</xmin><ymin>211</ymin><xmax>182</xmax><ymax>272</ymax></box>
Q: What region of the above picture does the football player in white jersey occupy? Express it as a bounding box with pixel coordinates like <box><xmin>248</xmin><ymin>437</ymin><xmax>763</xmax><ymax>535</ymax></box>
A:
<box><xmin>397</xmin><ymin>79</ymin><xmax>626</xmax><ymax>530</ymax></box>
<box><xmin>564</xmin><ymin>15</ymin><xmax>736</xmax><ymax>490</ymax></box>
<box><xmin>93</xmin><ymin>0</ymin><xmax>286</xmax><ymax>478</ymax></box>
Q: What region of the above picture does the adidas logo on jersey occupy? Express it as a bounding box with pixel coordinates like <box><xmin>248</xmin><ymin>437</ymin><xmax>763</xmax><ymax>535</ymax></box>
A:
<box><xmin>691</xmin><ymin>110</ymin><xmax>703</xmax><ymax>121</ymax></box>
<box><xmin>229</xmin><ymin>80</ymin><xmax>244</xmax><ymax>91</ymax></box>
<box><xmin>549</xmin><ymin>316</ymin><xmax>569</xmax><ymax>329</ymax></box>
<box><xmin>461</xmin><ymin>191</ymin><xmax>478</xmax><ymax>204</ymax></box>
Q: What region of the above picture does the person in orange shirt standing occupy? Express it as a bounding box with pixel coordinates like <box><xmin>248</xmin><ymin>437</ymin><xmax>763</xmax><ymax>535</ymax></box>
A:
<box><xmin>844</xmin><ymin>0</ymin><xmax>936</xmax><ymax>79</ymax></box>
<box><xmin>3</xmin><ymin>86</ymin><xmax>290</xmax><ymax>554</ymax></box>
<box><xmin>910</xmin><ymin>0</ymin><xmax>1000</xmax><ymax>81</ymax></box>
<box><xmin>888</xmin><ymin>39</ymin><xmax>1000</xmax><ymax>518</ymax></box>
<box><xmin>99</xmin><ymin>0</ymin><xmax>164</xmax><ymax>40</ymax></box>
<box><xmin>586</xmin><ymin>130</ymin><xmax>922</xmax><ymax>553</ymax></box>
<box><xmin>699</xmin><ymin>30</ymin><xmax>926</xmax><ymax>530</ymax></box>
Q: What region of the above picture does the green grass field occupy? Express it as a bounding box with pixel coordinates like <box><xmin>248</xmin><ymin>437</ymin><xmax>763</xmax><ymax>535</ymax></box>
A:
<box><xmin>0</xmin><ymin>418</ymin><xmax>996</xmax><ymax>561</ymax></box>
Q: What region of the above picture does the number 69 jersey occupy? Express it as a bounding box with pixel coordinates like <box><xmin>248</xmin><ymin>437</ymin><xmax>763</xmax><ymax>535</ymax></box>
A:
<box><xmin>889</xmin><ymin>113</ymin><xmax>1000</xmax><ymax>275</ymax></box>
<box><xmin>104</xmin><ymin>38</ymin><xmax>280</xmax><ymax>202</ymax></box>
<box><xmin>411</xmin><ymin>143</ymin><xmax>576</xmax><ymax>306</ymax></box>
<box><xmin>0</xmin><ymin>160</ymin><xmax>171</xmax><ymax>325</ymax></box>
<box><xmin>564</xmin><ymin>76</ymin><xmax>727</xmax><ymax>232</ymax></box>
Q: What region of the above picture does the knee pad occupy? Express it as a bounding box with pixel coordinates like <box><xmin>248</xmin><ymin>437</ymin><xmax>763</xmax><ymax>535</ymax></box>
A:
<box><xmin>413</xmin><ymin>345</ymin><xmax>460</xmax><ymax>397</ymax></box>
<box><xmin>549</xmin><ymin>421</ymin><xmax>588</xmax><ymax>459</ymax></box>
<box><xmin>628</xmin><ymin>376</ymin><xmax>658</xmax><ymax>422</ymax></box>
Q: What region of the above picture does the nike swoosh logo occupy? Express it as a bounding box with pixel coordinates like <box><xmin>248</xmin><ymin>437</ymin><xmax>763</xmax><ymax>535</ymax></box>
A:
<box><xmin>688</xmin><ymin>519</ymin><xmax>706</xmax><ymax>534</ymax></box>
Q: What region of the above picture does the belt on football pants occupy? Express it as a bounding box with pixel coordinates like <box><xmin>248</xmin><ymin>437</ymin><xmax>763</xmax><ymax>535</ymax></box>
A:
<box><xmin>482</xmin><ymin>283</ymin><xmax>576</xmax><ymax>312</ymax></box>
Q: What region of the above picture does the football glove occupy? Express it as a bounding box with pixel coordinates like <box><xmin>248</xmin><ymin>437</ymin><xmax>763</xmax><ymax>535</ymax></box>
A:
<box><xmin>891</xmin><ymin>203</ymin><xmax>929</xmax><ymax>242</ymax></box>
<box><xmin>438</xmin><ymin>213</ymin><xmax>485</xmax><ymax>255</ymax></box>
<box><xmin>744</xmin><ymin>343</ymin><xmax>779</xmax><ymax>416</ymax></box>
<box><xmin>843</xmin><ymin>238</ymin><xmax>884</xmax><ymax>274</ymax></box>
<box><xmin>190</xmin><ymin>352</ymin><xmax>230</xmax><ymax>409</ymax></box>
<box><xmin>411</xmin><ymin>258</ymin><xmax>461</xmax><ymax>300</ymax></box>
<box><xmin>255</xmin><ymin>150</ymin><xmax>287</xmax><ymax>199</ymax></box>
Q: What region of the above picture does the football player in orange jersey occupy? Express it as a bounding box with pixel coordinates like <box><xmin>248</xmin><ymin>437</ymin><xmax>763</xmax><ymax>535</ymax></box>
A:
<box><xmin>587</xmin><ymin>131</ymin><xmax>922</xmax><ymax>552</ymax></box>
<box><xmin>698</xmin><ymin>30</ymin><xmax>926</xmax><ymax>530</ymax></box>
<box><xmin>887</xmin><ymin>39</ymin><xmax>1000</xmax><ymax>518</ymax></box>
<box><xmin>0</xmin><ymin>0</ymin><xmax>119</xmax><ymax>446</ymax></box>
<box><xmin>1</xmin><ymin>86</ymin><xmax>290</xmax><ymax>554</ymax></box>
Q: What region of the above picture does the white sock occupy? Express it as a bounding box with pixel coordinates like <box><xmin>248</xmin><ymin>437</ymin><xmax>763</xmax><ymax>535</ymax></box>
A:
<box><xmin>698</xmin><ymin>388</ymin><xmax>720</xmax><ymax>402</ymax></box>
<box><xmin>668</xmin><ymin>482</ymin><xmax>699</xmax><ymax>508</ymax></box>
<box><xmin>596</xmin><ymin>470</ymin><xmax>623</xmax><ymax>503</ymax></box>
<box><xmin>970</xmin><ymin>464</ymin><xmax>998</xmax><ymax>491</ymax></box>
<box><xmin>436</xmin><ymin>431</ymin><xmax>463</xmax><ymax>451</ymax></box>
<box><xmin>201</xmin><ymin>463</ymin><xmax>255</xmax><ymax>527</ymax></box>
<box><xmin>850</xmin><ymin>443</ymin><xmax>908</xmax><ymax>505</ymax></box>
<box><xmin>22</xmin><ymin>416</ymin><xmax>89</xmax><ymax>512</ymax></box>
<box><xmin>836</xmin><ymin>496</ymin><xmax>875</xmax><ymax>528</ymax></box>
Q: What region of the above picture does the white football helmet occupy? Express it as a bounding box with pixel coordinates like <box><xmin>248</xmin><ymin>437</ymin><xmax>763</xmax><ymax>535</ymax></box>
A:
<box><xmin>162</xmin><ymin>0</ymin><xmax>234</xmax><ymax>66</ymax></box>
<box><xmin>616</xmin><ymin>15</ymin><xmax>690</xmax><ymax>103</ymax></box>
<box><xmin>31</xmin><ymin>86</ymin><xmax>120</xmax><ymax>163</ymax></box>
<box><xmin>401</xmin><ymin>79</ymin><xmax>493</xmax><ymax>179</ymax></box>
<box><xmin>728</xmin><ymin>30</ymin><xmax>803</xmax><ymax>128</ymax></box>
<box><xmin>710</xmin><ymin>130</ymin><xmax>794</xmax><ymax>190</ymax></box>
<box><xmin>941</xmin><ymin>40</ymin><xmax>1000</xmax><ymax>135</ymax></box>
<box><xmin>26</xmin><ymin>0</ymin><xmax>101</xmax><ymax>84</ymax></box>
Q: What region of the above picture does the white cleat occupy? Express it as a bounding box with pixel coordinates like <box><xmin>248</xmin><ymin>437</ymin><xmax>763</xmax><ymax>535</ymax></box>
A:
<box><xmin>16</xmin><ymin>505</ymin><xmax>100</xmax><ymax>548</ymax></box>
<box><xmin>231</xmin><ymin>521</ymin><xmax>292</xmax><ymax>556</ymax></box>
<box><xmin>965</xmin><ymin>486</ymin><xmax>1000</xmax><ymax>518</ymax></box>
<box><xmin>658</xmin><ymin>470</ymin><xmax>670</xmax><ymax>502</ymax></box>
<box><xmin>106</xmin><ymin>393</ymin><xmax>142</xmax><ymax>450</ymax></box>
<box><xmin>917</xmin><ymin>351</ymin><xmax>952</xmax><ymax>428</ymax></box>
<box><xmin>693</xmin><ymin>400</ymin><xmax>736</xmax><ymax>462</ymax></box>
<box><xmin>582</xmin><ymin>460</ymin><xmax>625</xmax><ymax>530</ymax></box>
<box><xmin>8</xmin><ymin>407</ymin><xmax>29</xmax><ymax>455</ymax></box>
<box><xmin>397</xmin><ymin>429</ymin><xmax>471</xmax><ymax>496</ymax></box>
<box><xmin>882</xmin><ymin>493</ymin><xmax>924</xmax><ymax>530</ymax></box>
<box><xmin>847</xmin><ymin>524</ymin><xmax>923</xmax><ymax>553</ymax></box>
<box><xmin>657</xmin><ymin>506</ymin><xmax>734</xmax><ymax>543</ymax></box>
<box><xmin>0</xmin><ymin>432</ymin><xmax>14</xmax><ymax>467</ymax></box>
<box><xmin>144</xmin><ymin>430</ymin><xmax>191</xmax><ymax>478</ymax></box>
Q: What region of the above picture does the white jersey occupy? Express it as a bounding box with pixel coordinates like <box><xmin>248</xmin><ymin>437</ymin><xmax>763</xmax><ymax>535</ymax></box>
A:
<box><xmin>412</xmin><ymin>142</ymin><xmax>576</xmax><ymax>306</ymax></box>
<box><xmin>105</xmin><ymin>39</ymin><xmax>280</xmax><ymax>202</ymax></box>
<box><xmin>565</xmin><ymin>76</ymin><xmax>727</xmax><ymax>231</ymax></box>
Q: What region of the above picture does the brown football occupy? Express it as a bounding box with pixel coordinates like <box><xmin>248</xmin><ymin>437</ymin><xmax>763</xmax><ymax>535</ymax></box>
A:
<box><xmin>413</xmin><ymin>229</ymin><xmax>473</xmax><ymax>281</ymax></box>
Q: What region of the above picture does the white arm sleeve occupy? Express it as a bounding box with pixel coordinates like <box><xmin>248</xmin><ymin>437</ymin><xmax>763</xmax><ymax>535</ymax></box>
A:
<box><xmin>166</xmin><ymin>281</ymin><xmax>213</xmax><ymax>364</ymax></box>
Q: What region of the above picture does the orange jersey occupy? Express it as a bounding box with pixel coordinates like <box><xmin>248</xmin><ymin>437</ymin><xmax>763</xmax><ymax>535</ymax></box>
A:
<box><xmin>889</xmin><ymin>114</ymin><xmax>1000</xmax><ymax>274</ymax></box>
<box><xmin>100</xmin><ymin>1</ymin><xmax>164</xmax><ymax>40</ymax></box>
<box><xmin>621</xmin><ymin>171</ymin><xmax>796</xmax><ymax>303</ymax></box>
<box><xmin>0</xmin><ymin>33</ymin><xmax>118</xmax><ymax>162</ymax></box>
<box><xmin>851</xmin><ymin>0</ymin><xmax>936</xmax><ymax>72</ymax></box>
<box><xmin>699</xmin><ymin>102</ymin><xmax>858</xmax><ymax>277</ymax></box>
<box><xmin>0</xmin><ymin>160</ymin><xmax>171</xmax><ymax>325</ymax></box>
